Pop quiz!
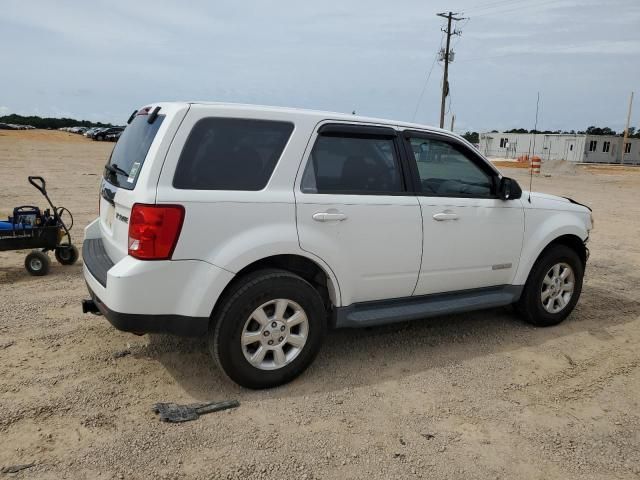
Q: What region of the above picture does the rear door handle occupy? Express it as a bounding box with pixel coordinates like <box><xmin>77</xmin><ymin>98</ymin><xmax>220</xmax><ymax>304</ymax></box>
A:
<box><xmin>313</xmin><ymin>212</ymin><xmax>347</xmax><ymax>222</ymax></box>
<box><xmin>433</xmin><ymin>212</ymin><xmax>459</xmax><ymax>221</ymax></box>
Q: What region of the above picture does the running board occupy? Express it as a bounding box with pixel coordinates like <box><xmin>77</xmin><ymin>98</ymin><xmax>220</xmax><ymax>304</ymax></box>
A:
<box><xmin>334</xmin><ymin>285</ymin><xmax>523</xmax><ymax>328</ymax></box>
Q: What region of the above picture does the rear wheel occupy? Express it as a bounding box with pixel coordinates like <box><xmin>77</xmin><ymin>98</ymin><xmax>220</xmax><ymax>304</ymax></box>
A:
<box><xmin>55</xmin><ymin>244</ymin><xmax>79</xmax><ymax>265</ymax></box>
<box><xmin>209</xmin><ymin>269</ymin><xmax>326</xmax><ymax>389</ymax></box>
<box><xmin>516</xmin><ymin>244</ymin><xmax>584</xmax><ymax>326</ymax></box>
<box><xmin>25</xmin><ymin>250</ymin><xmax>50</xmax><ymax>276</ymax></box>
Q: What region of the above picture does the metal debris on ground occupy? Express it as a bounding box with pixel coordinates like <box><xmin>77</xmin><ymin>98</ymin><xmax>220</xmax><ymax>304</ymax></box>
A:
<box><xmin>112</xmin><ymin>349</ymin><xmax>131</xmax><ymax>359</ymax></box>
<box><xmin>1</xmin><ymin>463</ymin><xmax>36</xmax><ymax>474</ymax></box>
<box><xmin>152</xmin><ymin>400</ymin><xmax>240</xmax><ymax>423</ymax></box>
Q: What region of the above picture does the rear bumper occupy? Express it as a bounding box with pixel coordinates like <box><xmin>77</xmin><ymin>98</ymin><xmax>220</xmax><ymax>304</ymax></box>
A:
<box><xmin>82</xmin><ymin>219</ymin><xmax>235</xmax><ymax>336</ymax></box>
<box><xmin>86</xmin><ymin>284</ymin><xmax>208</xmax><ymax>337</ymax></box>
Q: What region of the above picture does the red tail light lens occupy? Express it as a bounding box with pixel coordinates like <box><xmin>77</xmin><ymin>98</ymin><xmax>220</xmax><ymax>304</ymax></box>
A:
<box><xmin>128</xmin><ymin>204</ymin><xmax>184</xmax><ymax>260</ymax></box>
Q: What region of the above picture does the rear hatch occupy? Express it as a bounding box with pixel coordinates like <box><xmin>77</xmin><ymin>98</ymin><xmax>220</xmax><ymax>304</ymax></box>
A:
<box><xmin>98</xmin><ymin>103</ymin><xmax>188</xmax><ymax>262</ymax></box>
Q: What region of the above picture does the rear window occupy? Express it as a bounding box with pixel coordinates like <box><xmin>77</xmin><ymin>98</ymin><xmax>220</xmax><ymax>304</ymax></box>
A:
<box><xmin>172</xmin><ymin>118</ymin><xmax>294</xmax><ymax>190</ymax></box>
<box><xmin>104</xmin><ymin>115</ymin><xmax>165</xmax><ymax>190</ymax></box>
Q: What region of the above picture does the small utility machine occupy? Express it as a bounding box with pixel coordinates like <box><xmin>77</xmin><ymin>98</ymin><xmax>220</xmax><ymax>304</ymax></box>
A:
<box><xmin>0</xmin><ymin>176</ymin><xmax>78</xmax><ymax>276</ymax></box>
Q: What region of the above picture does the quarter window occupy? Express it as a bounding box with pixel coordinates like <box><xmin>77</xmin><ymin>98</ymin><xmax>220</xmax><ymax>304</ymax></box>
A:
<box><xmin>173</xmin><ymin>118</ymin><xmax>293</xmax><ymax>190</ymax></box>
<box><xmin>407</xmin><ymin>137</ymin><xmax>494</xmax><ymax>197</ymax></box>
<box><xmin>301</xmin><ymin>134</ymin><xmax>404</xmax><ymax>194</ymax></box>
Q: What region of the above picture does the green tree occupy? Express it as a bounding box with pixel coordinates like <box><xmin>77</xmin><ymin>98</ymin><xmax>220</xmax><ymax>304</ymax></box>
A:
<box><xmin>0</xmin><ymin>113</ymin><xmax>114</xmax><ymax>129</ymax></box>
<box><xmin>462</xmin><ymin>131</ymin><xmax>479</xmax><ymax>143</ymax></box>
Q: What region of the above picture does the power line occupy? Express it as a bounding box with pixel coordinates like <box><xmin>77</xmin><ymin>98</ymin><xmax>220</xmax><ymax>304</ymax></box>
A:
<box><xmin>462</xmin><ymin>0</ymin><xmax>538</xmax><ymax>14</ymax></box>
<box><xmin>470</xmin><ymin>0</ymin><xmax>564</xmax><ymax>18</ymax></box>
<box><xmin>412</xmin><ymin>54</ymin><xmax>440</xmax><ymax>122</ymax></box>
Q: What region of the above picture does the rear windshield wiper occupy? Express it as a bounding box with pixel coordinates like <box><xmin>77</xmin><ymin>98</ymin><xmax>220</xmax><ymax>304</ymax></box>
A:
<box><xmin>104</xmin><ymin>163</ymin><xmax>129</xmax><ymax>177</ymax></box>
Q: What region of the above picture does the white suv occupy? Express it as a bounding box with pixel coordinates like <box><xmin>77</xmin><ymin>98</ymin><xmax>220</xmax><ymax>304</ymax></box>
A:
<box><xmin>82</xmin><ymin>102</ymin><xmax>593</xmax><ymax>388</ymax></box>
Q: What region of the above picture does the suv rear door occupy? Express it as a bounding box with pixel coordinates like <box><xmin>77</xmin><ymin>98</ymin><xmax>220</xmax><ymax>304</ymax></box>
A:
<box><xmin>99</xmin><ymin>103</ymin><xmax>189</xmax><ymax>262</ymax></box>
<box><xmin>295</xmin><ymin>123</ymin><xmax>422</xmax><ymax>306</ymax></box>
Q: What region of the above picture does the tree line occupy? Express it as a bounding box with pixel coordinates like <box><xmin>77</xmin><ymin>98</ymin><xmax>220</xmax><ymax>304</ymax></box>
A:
<box><xmin>0</xmin><ymin>114</ymin><xmax>114</xmax><ymax>130</ymax></box>
<box><xmin>462</xmin><ymin>126</ymin><xmax>640</xmax><ymax>144</ymax></box>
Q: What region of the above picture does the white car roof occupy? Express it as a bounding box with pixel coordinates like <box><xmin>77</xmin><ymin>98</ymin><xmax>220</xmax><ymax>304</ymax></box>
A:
<box><xmin>153</xmin><ymin>101</ymin><xmax>457</xmax><ymax>137</ymax></box>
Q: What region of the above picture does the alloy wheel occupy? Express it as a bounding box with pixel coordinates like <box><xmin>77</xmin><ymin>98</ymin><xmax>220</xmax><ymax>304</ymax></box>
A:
<box><xmin>241</xmin><ymin>299</ymin><xmax>309</xmax><ymax>370</ymax></box>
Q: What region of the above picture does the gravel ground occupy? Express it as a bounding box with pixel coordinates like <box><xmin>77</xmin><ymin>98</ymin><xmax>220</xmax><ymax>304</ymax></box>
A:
<box><xmin>1</xmin><ymin>130</ymin><xmax>639</xmax><ymax>479</ymax></box>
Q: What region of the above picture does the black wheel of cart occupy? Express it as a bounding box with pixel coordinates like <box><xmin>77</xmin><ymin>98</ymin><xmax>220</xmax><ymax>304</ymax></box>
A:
<box><xmin>25</xmin><ymin>250</ymin><xmax>50</xmax><ymax>276</ymax></box>
<box><xmin>55</xmin><ymin>244</ymin><xmax>78</xmax><ymax>265</ymax></box>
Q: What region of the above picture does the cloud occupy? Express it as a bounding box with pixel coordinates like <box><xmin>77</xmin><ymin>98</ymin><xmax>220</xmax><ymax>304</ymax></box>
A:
<box><xmin>1</xmin><ymin>0</ymin><xmax>639</xmax><ymax>131</ymax></box>
<box><xmin>493</xmin><ymin>40</ymin><xmax>640</xmax><ymax>55</ymax></box>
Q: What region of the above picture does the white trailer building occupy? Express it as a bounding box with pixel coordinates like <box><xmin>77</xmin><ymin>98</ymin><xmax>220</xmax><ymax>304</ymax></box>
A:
<box><xmin>479</xmin><ymin>132</ymin><xmax>640</xmax><ymax>164</ymax></box>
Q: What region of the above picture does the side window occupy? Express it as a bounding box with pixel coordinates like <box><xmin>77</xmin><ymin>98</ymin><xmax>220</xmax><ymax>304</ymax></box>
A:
<box><xmin>173</xmin><ymin>118</ymin><xmax>293</xmax><ymax>190</ymax></box>
<box><xmin>407</xmin><ymin>137</ymin><xmax>494</xmax><ymax>197</ymax></box>
<box><xmin>301</xmin><ymin>134</ymin><xmax>404</xmax><ymax>194</ymax></box>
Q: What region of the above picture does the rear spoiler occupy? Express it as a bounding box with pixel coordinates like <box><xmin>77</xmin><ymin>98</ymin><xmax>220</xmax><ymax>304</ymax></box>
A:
<box><xmin>126</xmin><ymin>106</ymin><xmax>161</xmax><ymax>125</ymax></box>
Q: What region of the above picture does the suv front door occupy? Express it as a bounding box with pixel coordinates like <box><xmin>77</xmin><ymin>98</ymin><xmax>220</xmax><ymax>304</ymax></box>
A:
<box><xmin>402</xmin><ymin>131</ymin><xmax>525</xmax><ymax>296</ymax></box>
<box><xmin>295</xmin><ymin>123</ymin><xmax>422</xmax><ymax>306</ymax></box>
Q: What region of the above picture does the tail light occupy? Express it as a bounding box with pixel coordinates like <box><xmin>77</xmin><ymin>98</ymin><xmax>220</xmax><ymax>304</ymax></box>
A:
<box><xmin>128</xmin><ymin>204</ymin><xmax>185</xmax><ymax>260</ymax></box>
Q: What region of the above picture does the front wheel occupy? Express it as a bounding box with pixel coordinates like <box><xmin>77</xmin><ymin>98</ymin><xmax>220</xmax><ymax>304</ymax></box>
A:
<box><xmin>209</xmin><ymin>269</ymin><xmax>327</xmax><ymax>389</ymax></box>
<box><xmin>516</xmin><ymin>244</ymin><xmax>584</xmax><ymax>326</ymax></box>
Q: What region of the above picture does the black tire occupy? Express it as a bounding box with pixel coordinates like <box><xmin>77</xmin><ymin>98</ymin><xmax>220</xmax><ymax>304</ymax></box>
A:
<box><xmin>516</xmin><ymin>244</ymin><xmax>584</xmax><ymax>327</ymax></box>
<box><xmin>55</xmin><ymin>244</ymin><xmax>79</xmax><ymax>265</ymax></box>
<box><xmin>25</xmin><ymin>250</ymin><xmax>51</xmax><ymax>276</ymax></box>
<box><xmin>209</xmin><ymin>269</ymin><xmax>327</xmax><ymax>389</ymax></box>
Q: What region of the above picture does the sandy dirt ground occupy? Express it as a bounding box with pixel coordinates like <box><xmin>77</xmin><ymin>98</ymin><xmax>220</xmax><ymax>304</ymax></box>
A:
<box><xmin>1</xmin><ymin>130</ymin><xmax>639</xmax><ymax>479</ymax></box>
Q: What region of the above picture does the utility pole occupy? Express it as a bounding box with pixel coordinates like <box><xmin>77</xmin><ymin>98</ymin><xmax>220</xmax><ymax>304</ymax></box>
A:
<box><xmin>621</xmin><ymin>91</ymin><xmax>634</xmax><ymax>164</ymax></box>
<box><xmin>437</xmin><ymin>11</ymin><xmax>465</xmax><ymax>129</ymax></box>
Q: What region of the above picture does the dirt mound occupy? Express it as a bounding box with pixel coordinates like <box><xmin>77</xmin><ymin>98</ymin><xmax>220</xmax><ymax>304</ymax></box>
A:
<box><xmin>541</xmin><ymin>159</ymin><xmax>578</xmax><ymax>175</ymax></box>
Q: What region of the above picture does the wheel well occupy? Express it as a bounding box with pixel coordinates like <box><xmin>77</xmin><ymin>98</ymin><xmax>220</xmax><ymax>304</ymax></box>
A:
<box><xmin>212</xmin><ymin>255</ymin><xmax>335</xmax><ymax>318</ymax></box>
<box><xmin>541</xmin><ymin>234</ymin><xmax>587</xmax><ymax>266</ymax></box>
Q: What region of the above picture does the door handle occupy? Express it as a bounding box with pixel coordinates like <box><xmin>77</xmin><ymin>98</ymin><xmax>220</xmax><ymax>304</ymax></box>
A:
<box><xmin>433</xmin><ymin>212</ymin><xmax>459</xmax><ymax>221</ymax></box>
<box><xmin>313</xmin><ymin>212</ymin><xmax>347</xmax><ymax>222</ymax></box>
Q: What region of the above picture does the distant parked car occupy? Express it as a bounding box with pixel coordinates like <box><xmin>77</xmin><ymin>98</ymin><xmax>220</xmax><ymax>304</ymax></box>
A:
<box><xmin>105</xmin><ymin>131</ymin><xmax>122</xmax><ymax>142</ymax></box>
<box><xmin>87</xmin><ymin>127</ymin><xmax>108</xmax><ymax>139</ymax></box>
<box><xmin>93</xmin><ymin>127</ymin><xmax>123</xmax><ymax>141</ymax></box>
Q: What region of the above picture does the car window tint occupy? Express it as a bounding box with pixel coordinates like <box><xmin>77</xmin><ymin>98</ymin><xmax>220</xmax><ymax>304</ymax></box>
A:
<box><xmin>301</xmin><ymin>134</ymin><xmax>403</xmax><ymax>194</ymax></box>
<box><xmin>173</xmin><ymin>118</ymin><xmax>294</xmax><ymax>190</ymax></box>
<box><xmin>408</xmin><ymin>137</ymin><xmax>493</xmax><ymax>197</ymax></box>
<box><xmin>105</xmin><ymin>115</ymin><xmax>164</xmax><ymax>190</ymax></box>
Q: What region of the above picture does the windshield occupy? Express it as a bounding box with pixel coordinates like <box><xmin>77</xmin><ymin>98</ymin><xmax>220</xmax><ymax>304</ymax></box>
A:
<box><xmin>104</xmin><ymin>114</ymin><xmax>165</xmax><ymax>189</ymax></box>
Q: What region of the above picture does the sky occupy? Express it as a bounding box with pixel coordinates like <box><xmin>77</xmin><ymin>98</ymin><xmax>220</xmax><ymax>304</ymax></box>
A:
<box><xmin>1</xmin><ymin>0</ymin><xmax>639</xmax><ymax>132</ymax></box>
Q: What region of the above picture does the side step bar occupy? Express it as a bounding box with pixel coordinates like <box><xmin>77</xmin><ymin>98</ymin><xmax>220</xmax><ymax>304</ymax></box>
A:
<box><xmin>334</xmin><ymin>285</ymin><xmax>523</xmax><ymax>328</ymax></box>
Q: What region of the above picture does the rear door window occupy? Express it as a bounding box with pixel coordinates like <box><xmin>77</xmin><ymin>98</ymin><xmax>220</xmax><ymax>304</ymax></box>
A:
<box><xmin>104</xmin><ymin>115</ymin><xmax>164</xmax><ymax>190</ymax></box>
<box><xmin>301</xmin><ymin>133</ymin><xmax>404</xmax><ymax>194</ymax></box>
<box><xmin>172</xmin><ymin>118</ymin><xmax>294</xmax><ymax>190</ymax></box>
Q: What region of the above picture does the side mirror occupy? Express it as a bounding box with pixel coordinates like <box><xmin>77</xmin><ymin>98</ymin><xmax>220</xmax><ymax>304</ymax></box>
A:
<box><xmin>498</xmin><ymin>177</ymin><xmax>522</xmax><ymax>200</ymax></box>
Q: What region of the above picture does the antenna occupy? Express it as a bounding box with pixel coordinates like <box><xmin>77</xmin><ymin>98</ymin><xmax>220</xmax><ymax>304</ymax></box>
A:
<box><xmin>528</xmin><ymin>92</ymin><xmax>540</xmax><ymax>203</ymax></box>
